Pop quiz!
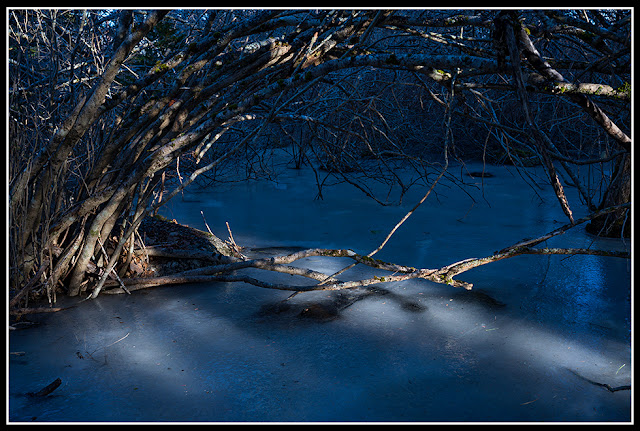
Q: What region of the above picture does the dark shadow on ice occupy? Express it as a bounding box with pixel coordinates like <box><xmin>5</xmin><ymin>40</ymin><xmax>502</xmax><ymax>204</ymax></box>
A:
<box><xmin>448</xmin><ymin>289</ymin><xmax>507</xmax><ymax>310</ymax></box>
<box><xmin>256</xmin><ymin>285</ymin><xmax>428</xmax><ymax>322</ymax></box>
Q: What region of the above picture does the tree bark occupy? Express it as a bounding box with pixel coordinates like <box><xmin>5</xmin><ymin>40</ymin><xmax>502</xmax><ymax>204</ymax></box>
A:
<box><xmin>586</xmin><ymin>154</ymin><xmax>631</xmax><ymax>238</ymax></box>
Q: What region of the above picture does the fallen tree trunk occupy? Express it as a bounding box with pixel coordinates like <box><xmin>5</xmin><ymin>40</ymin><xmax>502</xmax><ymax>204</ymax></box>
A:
<box><xmin>99</xmin><ymin>203</ymin><xmax>630</xmax><ymax>295</ymax></box>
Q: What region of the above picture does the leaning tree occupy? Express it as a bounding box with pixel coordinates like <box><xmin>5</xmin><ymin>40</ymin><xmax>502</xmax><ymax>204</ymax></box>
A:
<box><xmin>8</xmin><ymin>9</ymin><xmax>631</xmax><ymax>313</ymax></box>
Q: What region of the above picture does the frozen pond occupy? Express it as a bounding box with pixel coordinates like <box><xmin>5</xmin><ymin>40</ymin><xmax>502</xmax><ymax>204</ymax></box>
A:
<box><xmin>9</xmin><ymin>160</ymin><xmax>632</xmax><ymax>423</ymax></box>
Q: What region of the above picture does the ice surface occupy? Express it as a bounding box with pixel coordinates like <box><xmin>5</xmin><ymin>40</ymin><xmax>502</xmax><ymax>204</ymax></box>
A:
<box><xmin>9</xmin><ymin>159</ymin><xmax>631</xmax><ymax>423</ymax></box>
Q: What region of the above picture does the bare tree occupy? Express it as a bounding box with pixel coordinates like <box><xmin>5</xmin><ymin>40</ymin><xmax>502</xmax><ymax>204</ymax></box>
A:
<box><xmin>8</xmin><ymin>9</ymin><xmax>630</xmax><ymax>312</ymax></box>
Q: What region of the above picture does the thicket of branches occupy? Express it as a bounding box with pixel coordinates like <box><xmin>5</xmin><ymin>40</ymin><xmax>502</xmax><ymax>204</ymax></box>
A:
<box><xmin>8</xmin><ymin>9</ymin><xmax>631</xmax><ymax>312</ymax></box>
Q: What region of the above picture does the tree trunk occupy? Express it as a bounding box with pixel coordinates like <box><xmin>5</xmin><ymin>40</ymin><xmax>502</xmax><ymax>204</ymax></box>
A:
<box><xmin>586</xmin><ymin>154</ymin><xmax>631</xmax><ymax>238</ymax></box>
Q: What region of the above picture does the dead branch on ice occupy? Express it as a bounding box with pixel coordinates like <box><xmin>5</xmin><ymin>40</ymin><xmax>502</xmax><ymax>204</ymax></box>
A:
<box><xmin>101</xmin><ymin>203</ymin><xmax>630</xmax><ymax>295</ymax></box>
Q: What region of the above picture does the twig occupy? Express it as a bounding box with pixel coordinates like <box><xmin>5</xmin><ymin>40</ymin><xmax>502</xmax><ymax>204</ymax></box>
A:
<box><xmin>199</xmin><ymin>211</ymin><xmax>247</xmax><ymax>260</ymax></box>
<box><xmin>566</xmin><ymin>369</ymin><xmax>631</xmax><ymax>393</ymax></box>
<box><xmin>226</xmin><ymin>221</ymin><xmax>247</xmax><ymax>260</ymax></box>
<box><xmin>318</xmin><ymin>163</ymin><xmax>448</xmax><ymax>285</ymax></box>
<box><xmin>88</xmin><ymin>332</ymin><xmax>130</xmax><ymax>357</ymax></box>
<box><xmin>496</xmin><ymin>202</ymin><xmax>631</xmax><ymax>255</ymax></box>
<box><xmin>226</xmin><ymin>221</ymin><xmax>238</xmax><ymax>249</ymax></box>
<box><xmin>200</xmin><ymin>210</ymin><xmax>214</xmax><ymax>236</ymax></box>
<box><xmin>27</xmin><ymin>378</ymin><xmax>62</xmax><ymax>397</ymax></box>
